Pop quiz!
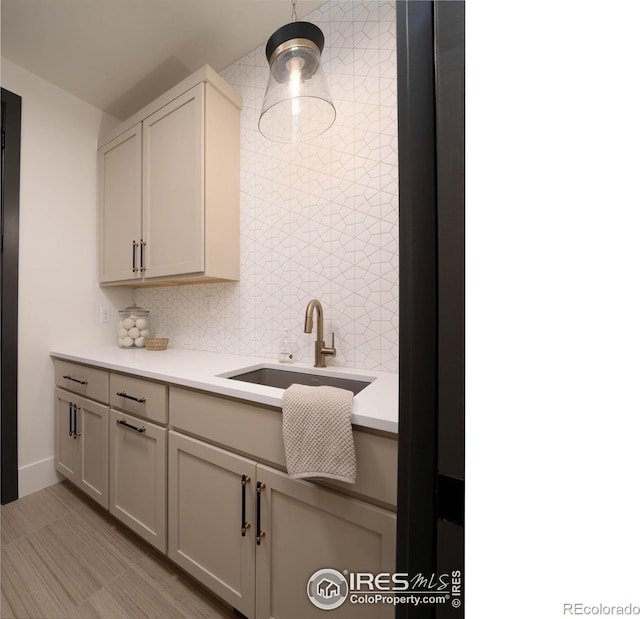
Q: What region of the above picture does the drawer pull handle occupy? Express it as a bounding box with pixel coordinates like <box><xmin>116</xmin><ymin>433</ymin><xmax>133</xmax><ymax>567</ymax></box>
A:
<box><xmin>116</xmin><ymin>391</ymin><xmax>146</xmax><ymax>403</ymax></box>
<box><xmin>73</xmin><ymin>404</ymin><xmax>78</xmax><ymax>439</ymax></box>
<box><xmin>256</xmin><ymin>481</ymin><xmax>266</xmax><ymax>545</ymax></box>
<box><xmin>140</xmin><ymin>239</ymin><xmax>146</xmax><ymax>273</ymax></box>
<box><xmin>132</xmin><ymin>240</ymin><xmax>139</xmax><ymax>273</ymax></box>
<box><xmin>241</xmin><ymin>474</ymin><xmax>251</xmax><ymax>536</ymax></box>
<box><xmin>68</xmin><ymin>402</ymin><xmax>73</xmax><ymax>437</ymax></box>
<box><xmin>63</xmin><ymin>375</ymin><xmax>88</xmax><ymax>385</ymax></box>
<box><xmin>116</xmin><ymin>418</ymin><xmax>146</xmax><ymax>433</ymax></box>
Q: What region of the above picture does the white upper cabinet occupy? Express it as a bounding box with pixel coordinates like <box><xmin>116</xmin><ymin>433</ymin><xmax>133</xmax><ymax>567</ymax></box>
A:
<box><xmin>99</xmin><ymin>125</ymin><xmax>142</xmax><ymax>283</ymax></box>
<box><xmin>142</xmin><ymin>85</ymin><xmax>204</xmax><ymax>279</ymax></box>
<box><xmin>98</xmin><ymin>66</ymin><xmax>241</xmax><ymax>286</ymax></box>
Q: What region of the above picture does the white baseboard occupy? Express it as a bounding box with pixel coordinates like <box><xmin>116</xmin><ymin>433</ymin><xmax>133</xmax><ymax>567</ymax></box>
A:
<box><xmin>18</xmin><ymin>457</ymin><xmax>64</xmax><ymax>498</ymax></box>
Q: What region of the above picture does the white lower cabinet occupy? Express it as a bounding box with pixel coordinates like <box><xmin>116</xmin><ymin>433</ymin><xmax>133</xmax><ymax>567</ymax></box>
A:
<box><xmin>168</xmin><ymin>431</ymin><xmax>256</xmax><ymax>617</ymax></box>
<box><xmin>167</xmin><ymin>431</ymin><xmax>396</xmax><ymax>619</ymax></box>
<box><xmin>254</xmin><ymin>465</ymin><xmax>396</xmax><ymax>619</ymax></box>
<box><xmin>54</xmin><ymin>363</ymin><xmax>397</xmax><ymax>618</ymax></box>
<box><xmin>55</xmin><ymin>388</ymin><xmax>109</xmax><ymax>508</ymax></box>
<box><xmin>109</xmin><ymin>410</ymin><xmax>167</xmax><ymax>552</ymax></box>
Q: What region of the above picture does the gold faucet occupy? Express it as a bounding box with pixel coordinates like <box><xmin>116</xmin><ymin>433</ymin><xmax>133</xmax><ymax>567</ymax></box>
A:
<box><xmin>304</xmin><ymin>299</ymin><xmax>336</xmax><ymax>368</ymax></box>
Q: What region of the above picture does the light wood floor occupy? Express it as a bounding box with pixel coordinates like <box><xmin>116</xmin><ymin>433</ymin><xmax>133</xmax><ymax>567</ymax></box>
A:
<box><xmin>0</xmin><ymin>481</ymin><xmax>238</xmax><ymax>619</ymax></box>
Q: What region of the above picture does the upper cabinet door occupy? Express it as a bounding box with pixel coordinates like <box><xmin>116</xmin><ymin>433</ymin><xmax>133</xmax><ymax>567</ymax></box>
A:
<box><xmin>98</xmin><ymin>124</ymin><xmax>142</xmax><ymax>283</ymax></box>
<box><xmin>142</xmin><ymin>83</ymin><xmax>205</xmax><ymax>279</ymax></box>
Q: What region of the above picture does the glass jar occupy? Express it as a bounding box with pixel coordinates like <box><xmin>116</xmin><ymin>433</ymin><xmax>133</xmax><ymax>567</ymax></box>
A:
<box><xmin>117</xmin><ymin>303</ymin><xmax>151</xmax><ymax>349</ymax></box>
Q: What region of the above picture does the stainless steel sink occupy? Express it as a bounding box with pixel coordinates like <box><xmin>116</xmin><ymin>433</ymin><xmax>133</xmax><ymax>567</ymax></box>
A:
<box><xmin>224</xmin><ymin>366</ymin><xmax>373</xmax><ymax>395</ymax></box>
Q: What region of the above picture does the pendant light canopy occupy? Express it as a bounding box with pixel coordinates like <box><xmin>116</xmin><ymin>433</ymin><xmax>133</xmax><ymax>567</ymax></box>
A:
<box><xmin>259</xmin><ymin>8</ymin><xmax>335</xmax><ymax>143</ymax></box>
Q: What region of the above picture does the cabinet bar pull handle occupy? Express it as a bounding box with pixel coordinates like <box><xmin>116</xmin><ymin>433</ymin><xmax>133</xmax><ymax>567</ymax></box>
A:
<box><xmin>140</xmin><ymin>239</ymin><xmax>146</xmax><ymax>273</ymax></box>
<box><xmin>73</xmin><ymin>404</ymin><xmax>78</xmax><ymax>440</ymax></box>
<box><xmin>132</xmin><ymin>240</ymin><xmax>139</xmax><ymax>273</ymax></box>
<box><xmin>116</xmin><ymin>391</ymin><xmax>146</xmax><ymax>403</ymax></box>
<box><xmin>241</xmin><ymin>475</ymin><xmax>251</xmax><ymax>536</ymax></box>
<box><xmin>63</xmin><ymin>375</ymin><xmax>88</xmax><ymax>385</ymax></box>
<box><xmin>68</xmin><ymin>402</ymin><xmax>73</xmax><ymax>437</ymax></box>
<box><xmin>116</xmin><ymin>418</ymin><xmax>146</xmax><ymax>433</ymax></box>
<box><xmin>256</xmin><ymin>481</ymin><xmax>266</xmax><ymax>545</ymax></box>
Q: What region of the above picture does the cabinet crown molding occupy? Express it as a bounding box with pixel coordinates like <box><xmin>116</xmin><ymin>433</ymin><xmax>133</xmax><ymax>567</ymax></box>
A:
<box><xmin>99</xmin><ymin>65</ymin><xmax>242</xmax><ymax>149</ymax></box>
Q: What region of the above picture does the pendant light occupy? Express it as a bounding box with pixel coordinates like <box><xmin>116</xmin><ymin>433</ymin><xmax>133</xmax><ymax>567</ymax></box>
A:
<box><xmin>259</xmin><ymin>0</ymin><xmax>336</xmax><ymax>143</ymax></box>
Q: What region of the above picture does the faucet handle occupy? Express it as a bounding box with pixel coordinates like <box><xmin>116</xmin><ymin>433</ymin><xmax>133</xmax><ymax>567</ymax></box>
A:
<box><xmin>321</xmin><ymin>332</ymin><xmax>337</xmax><ymax>358</ymax></box>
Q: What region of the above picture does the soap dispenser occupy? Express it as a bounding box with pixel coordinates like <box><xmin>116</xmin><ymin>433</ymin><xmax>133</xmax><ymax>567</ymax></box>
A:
<box><xmin>278</xmin><ymin>329</ymin><xmax>293</xmax><ymax>363</ymax></box>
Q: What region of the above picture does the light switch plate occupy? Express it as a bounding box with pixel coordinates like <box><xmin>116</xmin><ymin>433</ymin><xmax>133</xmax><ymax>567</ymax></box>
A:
<box><xmin>99</xmin><ymin>307</ymin><xmax>111</xmax><ymax>323</ymax></box>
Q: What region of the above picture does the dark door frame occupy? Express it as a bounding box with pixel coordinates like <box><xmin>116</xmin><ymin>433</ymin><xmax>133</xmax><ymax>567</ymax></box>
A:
<box><xmin>396</xmin><ymin>2</ymin><xmax>439</xmax><ymax>611</ymax></box>
<box><xmin>1</xmin><ymin>87</ymin><xmax>21</xmax><ymax>504</ymax></box>
<box><xmin>395</xmin><ymin>2</ymin><xmax>465</xmax><ymax>618</ymax></box>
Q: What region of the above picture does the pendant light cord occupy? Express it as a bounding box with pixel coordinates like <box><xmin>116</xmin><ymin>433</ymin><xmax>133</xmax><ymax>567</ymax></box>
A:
<box><xmin>291</xmin><ymin>0</ymin><xmax>297</xmax><ymax>22</ymax></box>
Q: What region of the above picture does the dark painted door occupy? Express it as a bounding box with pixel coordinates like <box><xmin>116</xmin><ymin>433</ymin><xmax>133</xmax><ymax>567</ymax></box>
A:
<box><xmin>1</xmin><ymin>87</ymin><xmax>21</xmax><ymax>504</ymax></box>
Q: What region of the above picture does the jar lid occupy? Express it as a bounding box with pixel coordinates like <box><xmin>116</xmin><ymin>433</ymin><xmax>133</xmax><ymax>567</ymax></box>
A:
<box><xmin>119</xmin><ymin>302</ymin><xmax>149</xmax><ymax>315</ymax></box>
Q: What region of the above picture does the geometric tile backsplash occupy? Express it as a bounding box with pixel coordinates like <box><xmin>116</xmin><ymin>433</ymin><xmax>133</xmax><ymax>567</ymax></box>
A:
<box><xmin>135</xmin><ymin>1</ymin><xmax>398</xmax><ymax>372</ymax></box>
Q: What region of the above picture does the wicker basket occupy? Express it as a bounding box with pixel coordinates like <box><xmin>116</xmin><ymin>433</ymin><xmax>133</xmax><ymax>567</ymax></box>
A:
<box><xmin>144</xmin><ymin>338</ymin><xmax>169</xmax><ymax>351</ymax></box>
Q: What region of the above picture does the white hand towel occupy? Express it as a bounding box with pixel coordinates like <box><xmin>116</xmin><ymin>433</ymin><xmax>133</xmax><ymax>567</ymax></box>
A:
<box><xmin>282</xmin><ymin>384</ymin><xmax>356</xmax><ymax>484</ymax></box>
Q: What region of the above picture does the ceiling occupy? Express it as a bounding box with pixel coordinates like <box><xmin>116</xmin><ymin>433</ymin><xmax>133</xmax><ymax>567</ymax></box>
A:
<box><xmin>1</xmin><ymin>0</ymin><xmax>325</xmax><ymax>120</ymax></box>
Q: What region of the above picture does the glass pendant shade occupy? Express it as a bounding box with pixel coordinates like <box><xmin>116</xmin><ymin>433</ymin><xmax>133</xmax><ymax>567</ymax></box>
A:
<box><xmin>259</xmin><ymin>21</ymin><xmax>336</xmax><ymax>143</ymax></box>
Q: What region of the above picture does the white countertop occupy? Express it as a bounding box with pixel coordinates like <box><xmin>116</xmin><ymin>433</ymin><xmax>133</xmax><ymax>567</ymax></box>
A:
<box><xmin>49</xmin><ymin>347</ymin><xmax>399</xmax><ymax>434</ymax></box>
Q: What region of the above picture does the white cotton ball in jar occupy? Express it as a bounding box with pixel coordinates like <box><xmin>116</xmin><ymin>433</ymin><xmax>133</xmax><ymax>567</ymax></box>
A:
<box><xmin>135</xmin><ymin>318</ymin><xmax>148</xmax><ymax>330</ymax></box>
<box><xmin>123</xmin><ymin>336</ymin><xmax>134</xmax><ymax>347</ymax></box>
<box><xmin>141</xmin><ymin>329</ymin><xmax>150</xmax><ymax>338</ymax></box>
<box><xmin>118</xmin><ymin>338</ymin><xmax>125</xmax><ymax>347</ymax></box>
<box><xmin>134</xmin><ymin>336</ymin><xmax>145</xmax><ymax>347</ymax></box>
<box><xmin>123</xmin><ymin>317</ymin><xmax>135</xmax><ymax>329</ymax></box>
<box><xmin>128</xmin><ymin>327</ymin><xmax>140</xmax><ymax>339</ymax></box>
<box><xmin>118</xmin><ymin>328</ymin><xmax>127</xmax><ymax>339</ymax></box>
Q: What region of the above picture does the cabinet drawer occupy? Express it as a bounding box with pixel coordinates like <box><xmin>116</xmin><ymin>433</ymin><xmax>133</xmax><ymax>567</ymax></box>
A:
<box><xmin>170</xmin><ymin>387</ymin><xmax>398</xmax><ymax>509</ymax></box>
<box><xmin>171</xmin><ymin>387</ymin><xmax>285</xmax><ymax>467</ymax></box>
<box><xmin>55</xmin><ymin>360</ymin><xmax>109</xmax><ymax>404</ymax></box>
<box><xmin>110</xmin><ymin>373</ymin><xmax>167</xmax><ymax>423</ymax></box>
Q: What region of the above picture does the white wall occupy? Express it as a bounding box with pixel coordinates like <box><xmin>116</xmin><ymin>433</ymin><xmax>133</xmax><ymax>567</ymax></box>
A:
<box><xmin>1</xmin><ymin>59</ymin><xmax>132</xmax><ymax>497</ymax></box>
<box><xmin>136</xmin><ymin>0</ymin><xmax>398</xmax><ymax>372</ymax></box>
